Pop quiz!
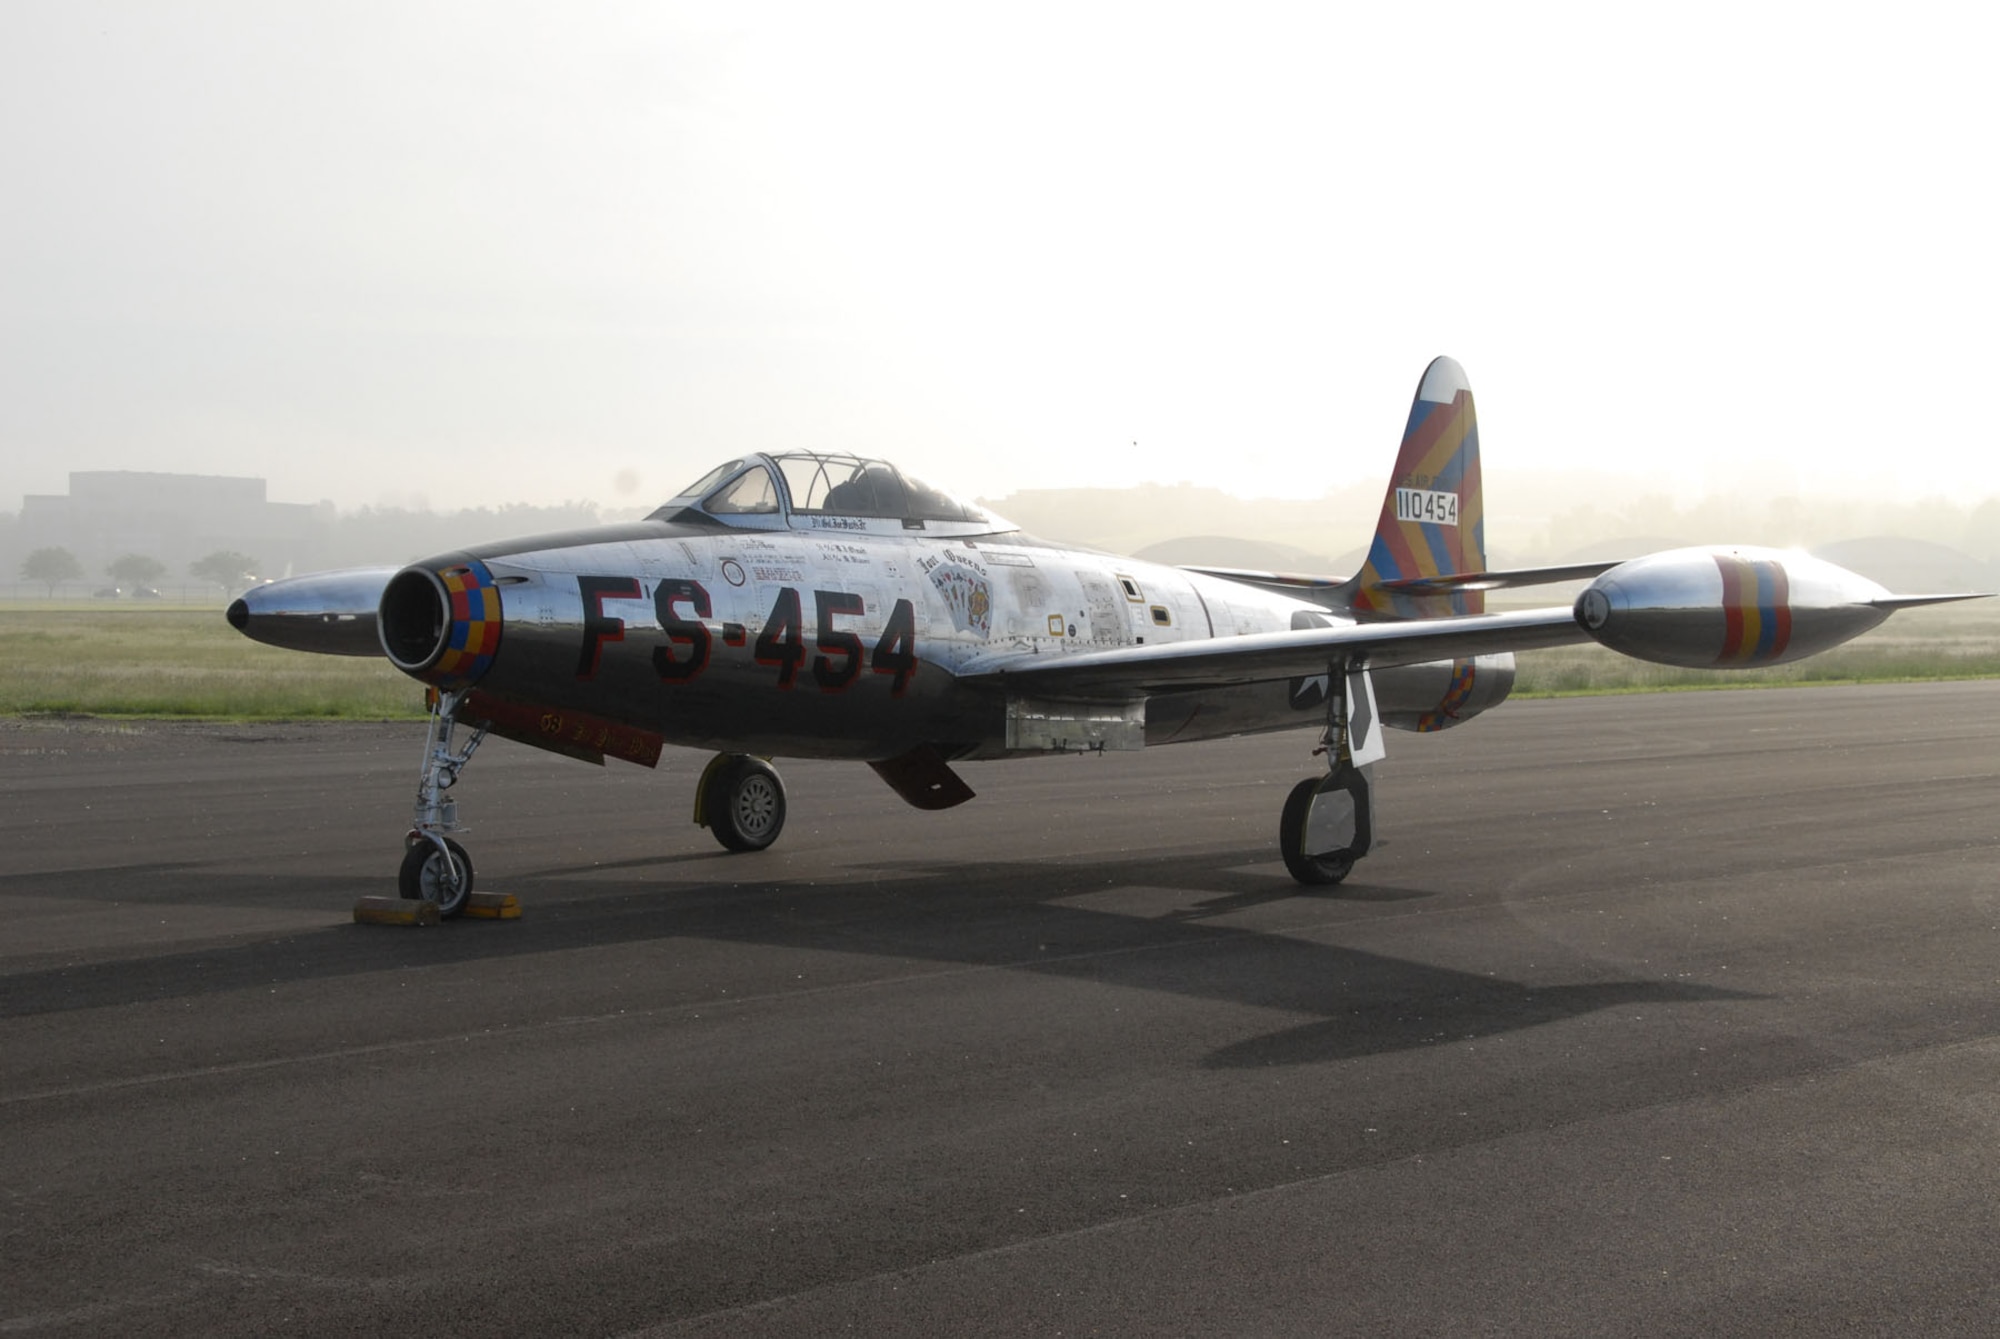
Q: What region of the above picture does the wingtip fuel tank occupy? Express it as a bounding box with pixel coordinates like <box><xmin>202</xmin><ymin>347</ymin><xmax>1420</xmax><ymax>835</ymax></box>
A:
<box><xmin>1573</xmin><ymin>547</ymin><xmax>1895</xmax><ymax>668</ymax></box>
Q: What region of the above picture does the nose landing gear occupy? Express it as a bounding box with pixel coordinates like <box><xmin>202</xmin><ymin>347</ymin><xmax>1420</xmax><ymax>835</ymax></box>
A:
<box><xmin>399</xmin><ymin>689</ymin><xmax>489</xmax><ymax>919</ymax></box>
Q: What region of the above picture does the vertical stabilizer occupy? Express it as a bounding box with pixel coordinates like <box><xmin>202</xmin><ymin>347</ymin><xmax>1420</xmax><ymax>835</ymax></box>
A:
<box><xmin>1342</xmin><ymin>356</ymin><xmax>1487</xmax><ymax>618</ymax></box>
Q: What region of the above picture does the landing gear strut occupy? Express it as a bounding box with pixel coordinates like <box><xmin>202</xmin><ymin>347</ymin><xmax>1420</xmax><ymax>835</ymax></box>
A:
<box><xmin>399</xmin><ymin>689</ymin><xmax>488</xmax><ymax>918</ymax></box>
<box><xmin>1280</xmin><ymin>663</ymin><xmax>1379</xmax><ymax>887</ymax></box>
<box><xmin>696</xmin><ymin>754</ymin><xmax>787</xmax><ymax>852</ymax></box>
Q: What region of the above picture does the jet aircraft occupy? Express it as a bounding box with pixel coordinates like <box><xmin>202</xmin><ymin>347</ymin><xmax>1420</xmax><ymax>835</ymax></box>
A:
<box><xmin>230</xmin><ymin>358</ymin><xmax>1983</xmax><ymax>916</ymax></box>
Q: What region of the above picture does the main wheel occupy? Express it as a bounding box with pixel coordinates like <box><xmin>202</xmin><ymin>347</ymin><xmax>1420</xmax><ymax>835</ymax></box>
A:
<box><xmin>399</xmin><ymin>837</ymin><xmax>475</xmax><ymax>918</ymax></box>
<box><xmin>1278</xmin><ymin>776</ymin><xmax>1355</xmax><ymax>886</ymax></box>
<box><xmin>704</xmin><ymin>755</ymin><xmax>787</xmax><ymax>852</ymax></box>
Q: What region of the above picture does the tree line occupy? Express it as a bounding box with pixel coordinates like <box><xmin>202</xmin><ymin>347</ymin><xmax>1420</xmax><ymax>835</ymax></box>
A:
<box><xmin>19</xmin><ymin>547</ymin><xmax>260</xmax><ymax>597</ymax></box>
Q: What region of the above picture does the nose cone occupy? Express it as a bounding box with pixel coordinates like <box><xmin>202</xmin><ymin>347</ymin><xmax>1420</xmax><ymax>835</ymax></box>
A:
<box><xmin>226</xmin><ymin>568</ymin><xmax>398</xmax><ymax>657</ymax></box>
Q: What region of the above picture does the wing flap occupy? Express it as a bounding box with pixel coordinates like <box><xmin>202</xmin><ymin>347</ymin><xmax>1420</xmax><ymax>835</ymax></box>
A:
<box><xmin>955</xmin><ymin>608</ymin><xmax>1589</xmax><ymax>696</ymax></box>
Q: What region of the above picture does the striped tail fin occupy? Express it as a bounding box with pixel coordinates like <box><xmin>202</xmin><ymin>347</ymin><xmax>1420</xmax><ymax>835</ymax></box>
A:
<box><xmin>1341</xmin><ymin>356</ymin><xmax>1487</xmax><ymax>619</ymax></box>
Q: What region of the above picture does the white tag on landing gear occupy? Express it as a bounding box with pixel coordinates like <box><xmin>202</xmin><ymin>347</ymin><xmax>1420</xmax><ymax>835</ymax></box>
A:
<box><xmin>1345</xmin><ymin>667</ymin><xmax>1386</xmax><ymax>768</ymax></box>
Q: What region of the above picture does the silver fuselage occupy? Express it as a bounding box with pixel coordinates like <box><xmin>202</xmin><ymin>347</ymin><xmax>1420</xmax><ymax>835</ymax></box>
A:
<box><xmin>407</xmin><ymin>516</ymin><xmax>1505</xmax><ymax>762</ymax></box>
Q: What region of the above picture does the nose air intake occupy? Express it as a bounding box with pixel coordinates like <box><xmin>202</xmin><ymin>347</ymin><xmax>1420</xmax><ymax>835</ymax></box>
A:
<box><xmin>379</xmin><ymin>568</ymin><xmax>450</xmax><ymax>669</ymax></box>
<box><xmin>378</xmin><ymin>559</ymin><xmax>503</xmax><ymax>689</ymax></box>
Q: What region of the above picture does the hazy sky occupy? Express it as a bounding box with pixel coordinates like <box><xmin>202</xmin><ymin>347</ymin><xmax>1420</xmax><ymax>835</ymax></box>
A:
<box><xmin>4</xmin><ymin>3</ymin><xmax>1994</xmax><ymax>517</ymax></box>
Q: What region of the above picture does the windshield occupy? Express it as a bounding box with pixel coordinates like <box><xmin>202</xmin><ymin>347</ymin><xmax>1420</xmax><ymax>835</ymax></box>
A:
<box><xmin>648</xmin><ymin>452</ymin><xmax>1003</xmax><ymax>532</ymax></box>
<box><xmin>705</xmin><ymin>466</ymin><xmax>780</xmax><ymax>514</ymax></box>
<box><xmin>666</xmin><ymin>460</ymin><xmax>740</xmax><ymax>503</ymax></box>
<box><xmin>770</xmin><ymin>453</ymin><xmax>988</xmax><ymax>523</ymax></box>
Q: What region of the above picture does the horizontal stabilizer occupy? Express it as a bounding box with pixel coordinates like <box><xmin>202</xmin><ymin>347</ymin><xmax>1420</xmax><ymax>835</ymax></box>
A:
<box><xmin>1179</xmin><ymin>566</ymin><xmax>1345</xmax><ymax>593</ymax></box>
<box><xmin>1377</xmin><ymin>561</ymin><xmax>1624</xmax><ymax>595</ymax></box>
<box><xmin>1185</xmin><ymin>560</ymin><xmax>1624</xmax><ymax>602</ymax></box>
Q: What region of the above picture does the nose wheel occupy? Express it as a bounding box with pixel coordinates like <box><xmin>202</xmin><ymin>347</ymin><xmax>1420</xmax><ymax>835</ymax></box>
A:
<box><xmin>697</xmin><ymin>754</ymin><xmax>788</xmax><ymax>852</ymax></box>
<box><xmin>400</xmin><ymin>836</ymin><xmax>475</xmax><ymax>918</ymax></box>
<box><xmin>399</xmin><ymin>689</ymin><xmax>488</xmax><ymax>919</ymax></box>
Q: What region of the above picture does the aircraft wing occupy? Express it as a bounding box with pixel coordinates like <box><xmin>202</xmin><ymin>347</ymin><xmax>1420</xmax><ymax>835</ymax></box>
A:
<box><xmin>954</xmin><ymin>607</ymin><xmax>1589</xmax><ymax>696</ymax></box>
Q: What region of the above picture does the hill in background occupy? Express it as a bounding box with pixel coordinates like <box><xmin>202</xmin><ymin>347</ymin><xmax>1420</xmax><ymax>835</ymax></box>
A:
<box><xmin>7</xmin><ymin>467</ymin><xmax>1998</xmax><ymax>600</ymax></box>
<box><xmin>981</xmin><ymin>473</ymin><xmax>2000</xmax><ymax>596</ymax></box>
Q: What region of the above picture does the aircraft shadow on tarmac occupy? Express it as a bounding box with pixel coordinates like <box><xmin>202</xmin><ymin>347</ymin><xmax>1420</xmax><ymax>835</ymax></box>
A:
<box><xmin>2</xmin><ymin>846</ymin><xmax>1756</xmax><ymax>1068</ymax></box>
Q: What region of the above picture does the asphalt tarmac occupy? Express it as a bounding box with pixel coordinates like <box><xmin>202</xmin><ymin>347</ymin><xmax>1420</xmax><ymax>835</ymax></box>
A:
<box><xmin>3</xmin><ymin>681</ymin><xmax>1999</xmax><ymax>1336</ymax></box>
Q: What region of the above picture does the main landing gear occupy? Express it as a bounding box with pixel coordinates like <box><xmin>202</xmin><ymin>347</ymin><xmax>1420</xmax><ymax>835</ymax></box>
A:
<box><xmin>1279</xmin><ymin>663</ymin><xmax>1380</xmax><ymax>887</ymax></box>
<box><xmin>1279</xmin><ymin>764</ymin><xmax>1371</xmax><ymax>885</ymax></box>
<box><xmin>695</xmin><ymin>754</ymin><xmax>787</xmax><ymax>852</ymax></box>
<box><xmin>400</xmin><ymin>689</ymin><xmax>488</xmax><ymax>919</ymax></box>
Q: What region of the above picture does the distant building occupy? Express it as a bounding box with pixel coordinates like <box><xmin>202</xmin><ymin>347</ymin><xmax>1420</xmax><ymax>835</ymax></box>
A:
<box><xmin>17</xmin><ymin>471</ymin><xmax>333</xmax><ymax>578</ymax></box>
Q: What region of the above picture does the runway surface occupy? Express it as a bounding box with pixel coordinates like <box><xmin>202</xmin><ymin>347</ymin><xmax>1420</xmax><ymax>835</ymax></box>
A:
<box><xmin>3</xmin><ymin>681</ymin><xmax>1999</xmax><ymax>1336</ymax></box>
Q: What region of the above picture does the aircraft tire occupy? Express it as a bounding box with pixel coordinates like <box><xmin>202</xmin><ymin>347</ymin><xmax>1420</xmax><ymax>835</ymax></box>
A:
<box><xmin>399</xmin><ymin>837</ymin><xmax>475</xmax><ymax>918</ymax></box>
<box><xmin>706</xmin><ymin>756</ymin><xmax>787</xmax><ymax>853</ymax></box>
<box><xmin>1278</xmin><ymin>776</ymin><xmax>1355</xmax><ymax>887</ymax></box>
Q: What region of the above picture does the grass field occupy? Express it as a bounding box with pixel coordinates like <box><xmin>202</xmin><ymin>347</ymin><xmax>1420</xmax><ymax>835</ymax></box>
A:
<box><xmin>1503</xmin><ymin>597</ymin><xmax>2000</xmax><ymax>694</ymax></box>
<box><xmin>2</xmin><ymin>600</ymin><xmax>1997</xmax><ymax>720</ymax></box>
<box><xmin>0</xmin><ymin>606</ymin><xmax>426</xmax><ymax>719</ymax></box>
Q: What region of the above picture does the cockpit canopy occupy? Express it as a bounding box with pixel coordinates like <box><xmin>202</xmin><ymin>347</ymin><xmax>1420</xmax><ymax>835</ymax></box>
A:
<box><xmin>651</xmin><ymin>453</ymin><xmax>1013</xmax><ymax>538</ymax></box>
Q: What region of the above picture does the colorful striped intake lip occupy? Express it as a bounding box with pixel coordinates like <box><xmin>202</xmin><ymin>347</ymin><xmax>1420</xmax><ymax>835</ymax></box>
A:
<box><xmin>378</xmin><ymin>557</ymin><xmax>503</xmax><ymax>690</ymax></box>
